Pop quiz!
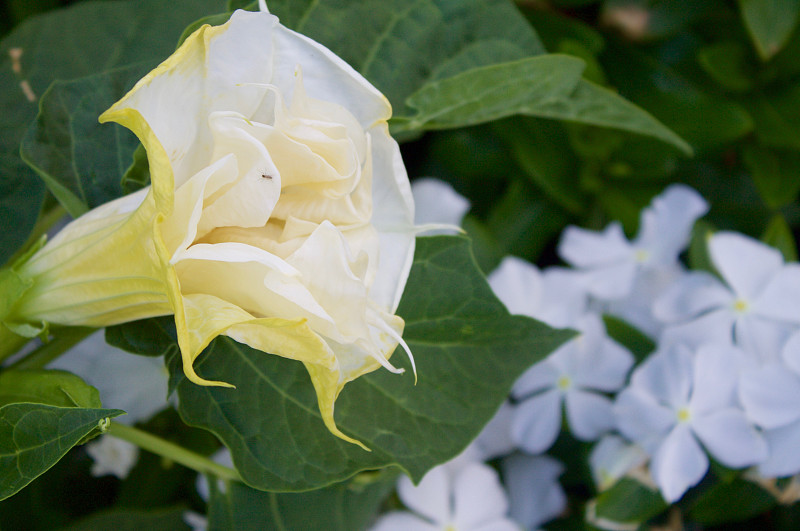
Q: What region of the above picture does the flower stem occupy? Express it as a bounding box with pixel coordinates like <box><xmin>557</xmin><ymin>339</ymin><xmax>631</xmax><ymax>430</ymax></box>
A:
<box><xmin>7</xmin><ymin>326</ymin><xmax>95</xmax><ymax>370</ymax></box>
<box><xmin>106</xmin><ymin>422</ymin><xmax>242</xmax><ymax>482</ymax></box>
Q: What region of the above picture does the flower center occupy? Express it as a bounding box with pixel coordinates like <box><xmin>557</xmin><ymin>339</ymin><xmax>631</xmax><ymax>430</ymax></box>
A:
<box><xmin>634</xmin><ymin>248</ymin><xmax>650</xmax><ymax>263</ymax></box>
<box><xmin>557</xmin><ymin>375</ymin><xmax>572</xmax><ymax>391</ymax></box>
<box><xmin>732</xmin><ymin>298</ymin><xmax>749</xmax><ymax>314</ymax></box>
<box><xmin>676</xmin><ymin>407</ymin><xmax>691</xmax><ymax>423</ymax></box>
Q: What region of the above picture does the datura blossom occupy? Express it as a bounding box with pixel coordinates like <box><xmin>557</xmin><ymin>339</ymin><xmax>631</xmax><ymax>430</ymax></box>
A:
<box><xmin>3</xmin><ymin>3</ymin><xmax>416</xmax><ymax>446</ymax></box>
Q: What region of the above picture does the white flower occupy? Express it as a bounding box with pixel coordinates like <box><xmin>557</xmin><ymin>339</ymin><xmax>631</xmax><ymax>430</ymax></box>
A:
<box><xmin>50</xmin><ymin>332</ymin><xmax>169</xmax><ymax>424</ymax></box>
<box><xmin>489</xmin><ymin>257</ymin><xmax>588</xmax><ymax>329</ymax></box>
<box><xmin>183</xmin><ymin>511</ymin><xmax>208</xmax><ymax>531</ymax></box>
<box><xmin>501</xmin><ymin>453</ymin><xmax>566</xmax><ymax>530</ymax></box>
<box><xmin>654</xmin><ymin>232</ymin><xmax>800</xmax><ymax>361</ymax></box>
<box><xmin>370</xmin><ymin>462</ymin><xmax>519</xmax><ymax>531</ymax></box>
<box><xmin>614</xmin><ymin>343</ymin><xmax>767</xmax><ymax>502</ymax></box>
<box><xmin>195</xmin><ymin>448</ymin><xmax>234</xmax><ymax>501</ymax></box>
<box><xmin>85</xmin><ymin>435</ymin><xmax>139</xmax><ymax>479</ymax></box>
<box><xmin>589</xmin><ymin>435</ymin><xmax>649</xmax><ymax>491</ymax></box>
<box><xmin>739</xmin><ymin>330</ymin><xmax>800</xmax><ymax>477</ymax></box>
<box><xmin>558</xmin><ymin>184</ymin><xmax>707</xmax><ymax>302</ymax></box>
<box><xmin>411</xmin><ymin>178</ymin><xmax>470</xmax><ymax>234</ymax></box>
<box><xmin>10</xmin><ymin>4</ymin><xmax>417</xmax><ymax>445</ymax></box>
<box><xmin>511</xmin><ymin>314</ymin><xmax>633</xmax><ymax>454</ymax></box>
<box><xmin>452</xmin><ymin>401</ymin><xmax>517</xmax><ymax>466</ymax></box>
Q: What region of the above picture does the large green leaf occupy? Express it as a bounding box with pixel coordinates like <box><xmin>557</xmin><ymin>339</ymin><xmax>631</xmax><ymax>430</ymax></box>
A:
<box><xmin>20</xmin><ymin>92</ymin><xmax>156</xmax><ymax>211</ymax></box>
<box><xmin>20</xmin><ymin>63</ymin><xmax>153</xmax><ymax>217</ymax></box>
<box><xmin>0</xmin><ymin>0</ymin><xmax>226</xmax><ymax>258</ymax></box>
<box><xmin>594</xmin><ymin>477</ymin><xmax>668</xmax><ymax>524</ymax></box>
<box><xmin>208</xmin><ymin>471</ymin><xmax>397</xmax><ymax>531</ymax></box>
<box><xmin>391</xmin><ymin>54</ymin><xmax>585</xmax><ymax>132</ymax></box>
<box><xmin>164</xmin><ymin>236</ymin><xmax>572</xmax><ymax>491</ymax></box>
<box><xmin>0</xmin><ymin>155</ymin><xmax>44</xmax><ymax>268</ymax></box>
<box><xmin>0</xmin><ymin>369</ymin><xmax>101</xmax><ymax>409</ymax></box>
<box><xmin>689</xmin><ymin>476</ymin><xmax>777</xmax><ymax>525</ymax></box>
<box><xmin>392</xmin><ymin>54</ymin><xmax>692</xmax><ymax>154</ymax></box>
<box><xmin>738</xmin><ymin>0</ymin><xmax>800</xmax><ymax>60</ymax></box>
<box><xmin>61</xmin><ymin>507</ymin><xmax>192</xmax><ymax>531</ymax></box>
<box><xmin>0</xmin><ymin>403</ymin><xmax>124</xmax><ymax>501</ymax></box>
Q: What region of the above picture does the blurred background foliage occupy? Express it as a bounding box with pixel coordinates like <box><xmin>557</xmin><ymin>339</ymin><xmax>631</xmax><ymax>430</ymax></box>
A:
<box><xmin>2</xmin><ymin>0</ymin><xmax>800</xmax><ymax>529</ymax></box>
<box><xmin>403</xmin><ymin>0</ymin><xmax>800</xmax><ymax>274</ymax></box>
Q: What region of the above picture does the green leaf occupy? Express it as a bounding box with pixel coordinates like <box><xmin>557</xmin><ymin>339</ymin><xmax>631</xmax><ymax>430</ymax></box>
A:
<box><xmin>208</xmin><ymin>471</ymin><xmax>397</xmax><ymax>531</ymax></box>
<box><xmin>595</xmin><ymin>477</ymin><xmax>668</xmax><ymax>524</ymax></box>
<box><xmin>742</xmin><ymin>144</ymin><xmax>800</xmax><ymax>209</ymax></box>
<box><xmin>0</xmin><ymin>370</ymin><xmax>101</xmax><ymax>409</ymax></box>
<box><xmin>745</xmin><ymin>88</ymin><xmax>800</xmax><ymax>150</ymax></box>
<box><xmin>0</xmin><ymin>156</ymin><xmax>44</xmax><ymax>268</ymax></box>
<box><xmin>106</xmin><ymin>316</ymin><xmax>178</xmax><ymax>358</ymax></box>
<box><xmin>602</xmin><ymin>41</ymin><xmax>753</xmax><ymax>151</ymax></box>
<box><xmin>460</xmin><ymin>216</ymin><xmax>504</xmax><ymax>275</ymax></box>
<box><xmin>485</xmin><ymin>178</ymin><xmax>569</xmax><ymax>262</ymax></box>
<box><xmin>602</xmin><ymin>315</ymin><xmax>656</xmax><ymax>363</ymax></box>
<box><xmin>261</xmin><ymin>0</ymin><xmax>547</xmax><ymax>116</ymax></box>
<box><xmin>697</xmin><ymin>41</ymin><xmax>756</xmax><ymax>92</ymax></box>
<box><xmin>493</xmin><ymin>117</ymin><xmax>584</xmax><ymax>215</ymax></box>
<box><xmin>60</xmin><ymin>506</ymin><xmax>192</xmax><ymax>531</ymax></box>
<box><xmin>762</xmin><ymin>213</ymin><xmax>799</xmax><ymax>262</ymax></box>
<box><xmin>392</xmin><ymin>55</ymin><xmax>692</xmax><ymax>154</ymax></box>
<box><xmin>165</xmin><ymin>236</ymin><xmax>572</xmax><ymax>491</ymax></box>
<box><xmin>689</xmin><ymin>476</ymin><xmax>777</xmax><ymax>524</ymax></box>
<box><xmin>392</xmin><ymin>55</ymin><xmax>585</xmax><ymax>132</ymax></box>
<box><xmin>688</xmin><ymin>220</ymin><xmax>718</xmax><ymax>274</ymax></box>
<box><xmin>0</xmin><ymin>0</ymin><xmax>227</xmax><ymax>257</ymax></box>
<box><xmin>738</xmin><ymin>0</ymin><xmax>800</xmax><ymax>60</ymax></box>
<box><xmin>521</xmin><ymin>7</ymin><xmax>605</xmax><ymax>55</ymax></box>
<box><xmin>20</xmin><ymin>63</ymin><xmax>154</xmax><ymax>217</ymax></box>
<box><xmin>0</xmin><ymin>403</ymin><xmax>124</xmax><ymax>501</ymax></box>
